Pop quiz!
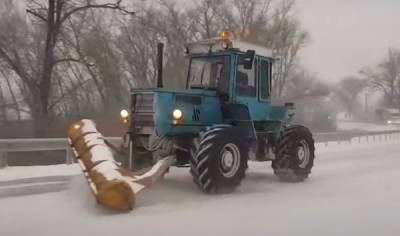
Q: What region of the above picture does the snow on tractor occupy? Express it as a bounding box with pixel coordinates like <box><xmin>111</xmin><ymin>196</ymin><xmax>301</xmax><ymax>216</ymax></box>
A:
<box><xmin>67</xmin><ymin>32</ymin><xmax>315</xmax><ymax>211</ymax></box>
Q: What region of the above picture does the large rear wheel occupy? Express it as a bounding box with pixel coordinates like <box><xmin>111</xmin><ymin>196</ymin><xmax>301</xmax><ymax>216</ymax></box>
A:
<box><xmin>272</xmin><ymin>125</ymin><xmax>315</xmax><ymax>182</ymax></box>
<box><xmin>190</xmin><ymin>125</ymin><xmax>249</xmax><ymax>193</ymax></box>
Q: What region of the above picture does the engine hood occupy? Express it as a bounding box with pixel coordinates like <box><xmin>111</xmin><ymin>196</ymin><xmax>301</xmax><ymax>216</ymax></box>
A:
<box><xmin>130</xmin><ymin>87</ymin><xmax>223</xmax><ymax>136</ymax></box>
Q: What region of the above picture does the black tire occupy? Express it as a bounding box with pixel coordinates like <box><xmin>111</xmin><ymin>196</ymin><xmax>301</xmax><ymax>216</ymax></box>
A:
<box><xmin>272</xmin><ymin>125</ymin><xmax>315</xmax><ymax>182</ymax></box>
<box><xmin>190</xmin><ymin>125</ymin><xmax>249</xmax><ymax>193</ymax></box>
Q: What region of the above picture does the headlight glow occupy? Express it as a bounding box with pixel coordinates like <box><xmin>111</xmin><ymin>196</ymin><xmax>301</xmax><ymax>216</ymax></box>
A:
<box><xmin>173</xmin><ymin>109</ymin><xmax>183</xmax><ymax>120</ymax></box>
<box><xmin>120</xmin><ymin>109</ymin><xmax>129</xmax><ymax>119</ymax></box>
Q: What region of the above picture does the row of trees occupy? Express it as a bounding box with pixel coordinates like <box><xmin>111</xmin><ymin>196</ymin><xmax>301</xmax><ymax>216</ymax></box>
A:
<box><xmin>0</xmin><ymin>0</ymin><xmax>310</xmax><ymax>137</ymax></box>
<box><xmin>334</xmin><ymin>48</ymin><xmax>400</xmax><ymax>118</ymax></box>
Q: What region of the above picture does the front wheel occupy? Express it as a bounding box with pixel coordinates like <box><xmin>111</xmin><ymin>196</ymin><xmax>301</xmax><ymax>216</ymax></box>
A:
<box><xmin>190</xmin><ymin>125</ymin><xmax>249</xmax><ymax>193</ymax></box>
<box><xmin>272</xmin><ymin>125</ymin><xmax>315</xmax><ymax>182</ymax></box>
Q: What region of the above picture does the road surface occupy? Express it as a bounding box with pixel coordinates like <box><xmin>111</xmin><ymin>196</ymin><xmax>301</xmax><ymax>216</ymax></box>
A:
<box><xmin>0</xmin><ymin>138</ymin><xmax>399</xmax><ymax>236</ymax></box>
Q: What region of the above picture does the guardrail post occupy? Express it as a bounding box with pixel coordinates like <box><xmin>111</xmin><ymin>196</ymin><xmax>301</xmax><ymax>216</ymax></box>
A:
<box><xmin>65</xmin><ymin>148</ymin><xmax>74</xmax><ymax>165</ymax></box>
<box><xmin>358</xmin><ymin>136</ymin><xmax>361</xmax><ymax>143</ymax></box>
<box><xmin>0</xmin><ymin>151</ymin><xmax>8</xmax><ymax>169</ymax></box>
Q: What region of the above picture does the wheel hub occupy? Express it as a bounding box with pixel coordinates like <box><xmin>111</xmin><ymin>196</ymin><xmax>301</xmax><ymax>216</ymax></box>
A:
<box><xmin>297</xmin><ymin>140</ymin><xmax>310</xmax><ymax>168</ymax></box>
<box><xmin>298</xmin><ymin>147</ymin><xmax>305</xmax><ymax>161</ymax></box>
<box><xmin>221</xmin><ymin>151</ymin><xmax>234</xmax><ymax>169</ymax></box>
<box><xmin>220</xmin><ymin>143</ymin><xmax>241</xmax><ymax>178</ymax></box>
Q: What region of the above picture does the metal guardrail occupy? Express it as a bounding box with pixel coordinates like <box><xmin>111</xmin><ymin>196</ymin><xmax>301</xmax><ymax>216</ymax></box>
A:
<box><xmin>0</xmin><ymin>176</ymin><xmax>73</xmax><ymax>199</ymax></box>
<box><xmin>313</xmin><ymin>129</ymin><xmax>400</xmax><ymax>143</ymax></box>
<box><xmin>0</xmin><ymin>137</ymin><xmax>122</xmax><ymax>168</ymax></box>
<box><xmin>1</xmin><ymin>130</ymin><xmax>400</xmax><ymax>168</ymax></box>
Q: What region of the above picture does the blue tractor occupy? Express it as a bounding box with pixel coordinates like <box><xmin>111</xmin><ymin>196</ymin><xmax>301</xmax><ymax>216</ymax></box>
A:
<box><xmin>119</xmin><ymin>32</ymin><xmax>315</xmax><ymax>193</ymax></box>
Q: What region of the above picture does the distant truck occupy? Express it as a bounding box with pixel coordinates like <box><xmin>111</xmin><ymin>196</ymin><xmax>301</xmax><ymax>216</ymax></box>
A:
<box><xmin>376</xmin><ymin>108</ymin><xmax>400</xmax><ymax>125</ymax></box>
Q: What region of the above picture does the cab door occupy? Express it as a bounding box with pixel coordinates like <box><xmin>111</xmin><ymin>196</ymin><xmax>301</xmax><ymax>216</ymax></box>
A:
<box><xmin>258</xmin><ymin>58</ymin><xmax>273</xmax><ymax>118</ymax></box>
<box><xmin>234</xmin><ymin>55</ymin><xmax>268</xmax><ymax>121</ymax></box>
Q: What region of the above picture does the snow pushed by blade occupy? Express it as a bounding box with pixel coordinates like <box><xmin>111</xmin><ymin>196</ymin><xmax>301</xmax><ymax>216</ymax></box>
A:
<box><xmin>1</xmin><ymin>138</ymin><xmax>400</xmax><ymax>235</ymax></box>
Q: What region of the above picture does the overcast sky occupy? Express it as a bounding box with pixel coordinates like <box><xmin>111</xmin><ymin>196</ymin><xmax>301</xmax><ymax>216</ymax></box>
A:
<box><xmin>297</xmin><ymin>0</ymin><xmax>400</xmax><ymax>82</ymax></box>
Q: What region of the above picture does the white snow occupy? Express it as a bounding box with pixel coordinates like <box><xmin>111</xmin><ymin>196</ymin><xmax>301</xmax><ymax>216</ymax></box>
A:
<box><xmin>0</xmin><ymin>138</ymin><xmax>400</xmax><ymax>235</ymax></box>
<box><xmin>90</xmin><ymin>161</ymin><xmax>122</xmax><ymax>181</ymax></box>
<box><xmin>89</xmin><ymin>145</ymin><xmax>115</xmax><ymax>163</ymax></box>
<box><xmin>79</xmin><ymin>119</ymin><xmax>99</xmax><ymax>134</ymax></box>
<box><xmin>232</xmin><ymin>40</ymin><xmax>273</xmax><ymax>58</ymax></box>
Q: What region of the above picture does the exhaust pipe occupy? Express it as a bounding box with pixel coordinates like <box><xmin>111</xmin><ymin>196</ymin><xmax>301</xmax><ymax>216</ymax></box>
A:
<box><xmin>157</xmin><ymin>42</ymin><xmax>164</xmax><ymax>88</ymax></box>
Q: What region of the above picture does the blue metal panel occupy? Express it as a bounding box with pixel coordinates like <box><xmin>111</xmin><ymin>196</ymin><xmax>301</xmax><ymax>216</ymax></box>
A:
<box><xmin>150</xmin><ymin>90</ymin><xmax>223</xmax><ymax>136</ymax></box>
<box><xmin>267</xmin><ymin>106</ymin><xmax>288</xmax><ymax>121</ymax></box>
<box><xmin>153</xmin><ymin>92</ymin><xmax>173</xmax><ymax>136</ymax></box>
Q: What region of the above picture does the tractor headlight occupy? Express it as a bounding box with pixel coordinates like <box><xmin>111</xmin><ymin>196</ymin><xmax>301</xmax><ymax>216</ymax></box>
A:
<box><xmin>173</xmin><ymin>109</ymin><xmax>183</xmax><ymax>120</ymax></box>
<box><xmin>120</xmin><ymin>109</ymin><xmax>129</xmax><ymax>118</ymax></box>
<box><xmin>120</xmin><ymin>109</ymin><xmax>129</xmax><ymax>124</ymax></box>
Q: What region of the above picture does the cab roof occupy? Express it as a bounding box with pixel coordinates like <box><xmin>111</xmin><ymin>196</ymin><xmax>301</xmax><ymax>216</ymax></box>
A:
<box><xmin>185</xmin><ymin>32</ymin><xmax>274</xmax><ymax>59</ymax></box>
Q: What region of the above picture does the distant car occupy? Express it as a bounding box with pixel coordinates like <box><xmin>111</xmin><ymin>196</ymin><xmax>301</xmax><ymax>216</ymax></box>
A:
<box><xmin>376</xmin><ymin>108</ymin><xmax>400</xmax><ymax>125</ymax></box>
<box><xmin>386</xmin><ymin>114</ymin><xmax>400</xmax><ymax>125</ymax></box>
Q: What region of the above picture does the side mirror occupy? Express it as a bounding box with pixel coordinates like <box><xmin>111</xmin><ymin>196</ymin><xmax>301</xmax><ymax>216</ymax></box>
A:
<box><xmin>242</xmin><ymin>50</ymin><xmax>255</xmax><ymax>70</ymax></box>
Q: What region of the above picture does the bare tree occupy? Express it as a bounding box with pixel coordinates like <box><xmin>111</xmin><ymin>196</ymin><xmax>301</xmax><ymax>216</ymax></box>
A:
<box><xmin>0</xmin><ymin>0</ymin><xmax>134</xmax><ymax>136</ymax></box>
<box><xmin>283</xmin><ymin>67</ymin><xmax>335</xmax><ymax>131</ymax></box>
<box><xmin>117</xmin><ymin>2</ymin><xmax>192</xmax><ymax>88</ymax></box>
<box><xmin>0</xmin><ymin>0</ymin><xmax>311</xmax><ymax>137</ymax></box>
<box><xmin>0</xmin><ymin>67</ymin><xmax>23</xmax><ymax>121</ymax></box>
<box><xmin>284</xmin><ymin>67</ymin><xmax>330</xmax><ymax>101</ymax></box>
<box><xmin>360</xmin><ymin>48</ymin><xmax>400</xmax><ymax>107</ymax></box>
<box><xmin>0</xmin><ymin>78</ymin><xmax>7</xmax><ymax>122</ymax></box>
<box><xmin>335</xmin><ymin>77</ymin><xmax>367</xmax><ymax>116</ymax></box>
<box><xmin>191</xmin><ymin>0</ymin><xmax>309</xmax><ymax>98</ymax></box>
<box><xmin>186</xmin><ymin>0</ymin><xmax>229</xmax><ymax>39</ymax></box>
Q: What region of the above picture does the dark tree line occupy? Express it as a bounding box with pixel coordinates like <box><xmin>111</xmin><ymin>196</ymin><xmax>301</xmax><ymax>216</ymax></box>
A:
<box><xmin>0</xmin><ymin>0</ymin><xmax>310</xmax><ymax>137</ymax></box>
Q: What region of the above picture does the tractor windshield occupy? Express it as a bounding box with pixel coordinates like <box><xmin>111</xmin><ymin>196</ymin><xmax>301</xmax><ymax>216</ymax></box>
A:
<box><xmin>187</xmin><ymin>56</ymin><xmax>230</xmax><ymax>94</ymax></box>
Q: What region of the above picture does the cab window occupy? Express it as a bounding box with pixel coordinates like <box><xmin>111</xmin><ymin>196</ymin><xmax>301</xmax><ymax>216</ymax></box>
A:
<box><xmin>259</xmin><ymin>59</ymin><xmax>271</xmax><ymax>99</ymax></box>
<box><xmin>236</xmin><ymin>58</ymin><xmax>257</xmax><ymax>97</ymax></box>
<box><xmin>188</xmin><ymin>56</ymin><xmax>230</xmax><ymax>94</ymax></box>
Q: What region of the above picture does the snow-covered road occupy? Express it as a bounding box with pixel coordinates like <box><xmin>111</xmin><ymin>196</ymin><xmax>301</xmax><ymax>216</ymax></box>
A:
<box><xmin>1</xmin><ymin>139</ymin><xmax>400</xmax><ymax>236</ymax></box>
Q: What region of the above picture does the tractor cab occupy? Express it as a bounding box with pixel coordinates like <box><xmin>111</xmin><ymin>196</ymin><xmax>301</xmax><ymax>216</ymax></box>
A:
<box><xmin>121</xmin><ymin>32</ymin><xmax>289</xmax><ymax>139</ymax></box>
<box><xmin>185</xmin><ymin>32</ymin><xmax>275</xmax><ymax>122</ymax></box>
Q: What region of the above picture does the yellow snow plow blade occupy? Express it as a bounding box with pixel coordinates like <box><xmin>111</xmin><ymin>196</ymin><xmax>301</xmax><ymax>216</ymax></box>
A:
<box><xmin>67</xmin><ymin>119</ymin><xmax>174</xmax><ymax>211</ymax></box>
